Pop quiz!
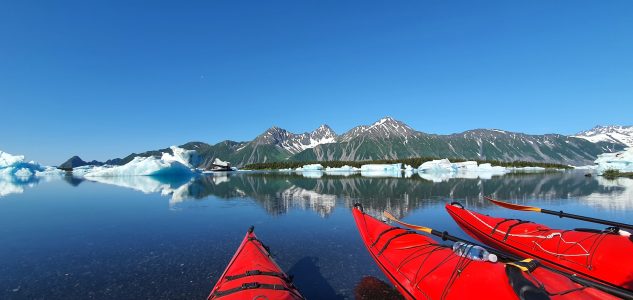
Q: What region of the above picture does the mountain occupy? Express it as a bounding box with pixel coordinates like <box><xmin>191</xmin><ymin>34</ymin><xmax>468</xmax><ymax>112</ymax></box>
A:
<box><xmin>293</xmin><ymin>123</ymin><xmax>622</xmax><ymax>165</ymax></box>
<box><xmin>58</xmin><ymin>156</ymin><xmax>104</xmax><ymax>169</ymax></box>
<box><xmin>64</xmin><ymin>117</ymin><xmax>627</xmax><ymax>168</ymax></box>
<box><xmin>573</xmin><ymin>125</ymin><xmax>633</xmax><ymax>147</ymax></box>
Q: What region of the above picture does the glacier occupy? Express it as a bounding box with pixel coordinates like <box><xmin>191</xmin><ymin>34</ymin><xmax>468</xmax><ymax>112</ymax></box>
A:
<box><xmin>595</xmin><ymin>147</ymin><xmax>633</xmax><ymax>174</ymax></box>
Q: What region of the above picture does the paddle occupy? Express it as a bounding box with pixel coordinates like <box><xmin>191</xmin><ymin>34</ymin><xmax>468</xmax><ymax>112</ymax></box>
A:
<box><xmin>382</xmin><ymin>210</ymin><xmax>633</xmax><ymax>300</ymax></box>
<box><xmin>485</xmin><ymin>196</ymin><xmax>633</xmax><ymax>231</ymax></box>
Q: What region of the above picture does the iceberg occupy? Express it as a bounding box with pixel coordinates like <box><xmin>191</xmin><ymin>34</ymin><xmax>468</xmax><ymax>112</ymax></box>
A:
<box><xmin>162</xmin><ymin>146</ymin><xmax>201</xmax><ymax>168</ymax></box>
<box><xmin>0</xmin><ymin>150</ymin><xmax>64</xmax><ymax>181</ymax></box>
<box><xmin>595</xmin><ymin>148</ymin><xmax>633</xmax><ymax>174</ymax></box>
<box><xmin>84</xmin><ymin>156</ymin><xmax>194</xmax><ymax>177</ymax></box>
<box><xmin>360</xmin><ymin>163</ymin><xmax>402</xmax><ymax>172</ymax></box>
<box><xmin>360</xmin><ymin>164</ymin><xmax>402</xmax><ymax>178</ymax></box>
<box><xmin>295</xmin><ymin>164</ymin><xmax>324</xmax><ymax>171</ymax></box>
<box><xmin>324</xmin><ymin>165</ymin><xmax>359</xmax><ymax>176</ymax></box>
<box><xmin>81</xmin><ymin>146</ymin><xmax>198</xmax><ymax>177</ymax></box>
<box><xmin>418</xmin><ymin>159</ymin><xmax>456</xmax><ymax>173</ymax></box>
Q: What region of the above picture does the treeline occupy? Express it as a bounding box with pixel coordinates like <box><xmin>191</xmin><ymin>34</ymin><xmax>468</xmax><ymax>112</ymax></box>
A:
<box><xmin>243</xmin><ymin>157</ymin><xmax>572</xmax><ymax>170</ymax></box>
<box><xmin>602</xmin><ymin>169</ymin><xmax>633</xmax><ymax>179</ymax></box>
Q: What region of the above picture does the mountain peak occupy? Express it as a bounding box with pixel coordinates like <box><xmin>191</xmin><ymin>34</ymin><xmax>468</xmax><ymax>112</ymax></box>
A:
<box><xmin>340</xmin><ymin>117</ymin><xmax>417</xmax><ymax>142</ymax></box>
<box><xmin>251</xmin><ymin>124</ymin><xmax>337</xmax><ymax>154</ymax></box>
<box><xmin>574</xmin><ymin>125</ymin><xmax>633</xmax><ymax>147</ymax></box>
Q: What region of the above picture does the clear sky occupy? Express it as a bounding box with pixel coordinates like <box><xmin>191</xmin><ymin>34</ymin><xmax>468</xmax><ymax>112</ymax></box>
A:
<box><xmin>1</xmin><ymin>1</ymin><xmax>632</xmax><ymax>165</ymax></box>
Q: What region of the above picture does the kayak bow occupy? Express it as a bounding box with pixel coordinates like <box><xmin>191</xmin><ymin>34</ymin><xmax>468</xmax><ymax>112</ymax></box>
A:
<box><xmin>207</xmin><ymin>226</ymin><xmax>304</xmax><ymax>300</ymax></box>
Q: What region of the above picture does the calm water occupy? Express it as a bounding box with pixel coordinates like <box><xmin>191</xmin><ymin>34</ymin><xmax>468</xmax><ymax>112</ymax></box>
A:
<box><xmin>1</xmin><ymin>171</ymin><xmax>632</xmax><ymax>299</ymax></box>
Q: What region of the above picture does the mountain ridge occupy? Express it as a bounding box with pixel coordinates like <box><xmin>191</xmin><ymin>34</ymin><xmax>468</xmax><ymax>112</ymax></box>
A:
<box><xmin>61</xmin><ymin>117</ymin><xmax>627</xmax><ymax>167</ymax></box>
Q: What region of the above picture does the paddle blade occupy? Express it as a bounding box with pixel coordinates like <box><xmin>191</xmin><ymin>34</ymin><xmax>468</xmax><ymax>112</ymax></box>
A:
<box><xmin>485</xmin><ymin>197</ymin><xmax>541</xmax><ymax>212</ymax></box>
<box><xmin>382</xmin><ymin>211</ymin><xmax>433</xmax><ymax>234</ymax></box>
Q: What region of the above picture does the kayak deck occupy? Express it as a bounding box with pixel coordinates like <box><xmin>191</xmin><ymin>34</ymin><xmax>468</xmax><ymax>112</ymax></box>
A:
<box><xmin>352</xmin><ymin>204</ymin><xmax>616</xmax><ymax>300</ymax></box>
<box><xmin>208</xmin><ymin>227</ymin><xmax>304</xmax><ymax>300</ymax></box>
<box><xmin>446</xmin><ymin>203</ymin><xmax>633</xmax><ymax>291</ymax></box>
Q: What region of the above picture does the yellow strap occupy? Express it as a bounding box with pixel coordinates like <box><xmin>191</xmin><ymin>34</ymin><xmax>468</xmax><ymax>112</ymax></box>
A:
<box><xmin>506</xmin><ymin>258</ymin><xmax>535</xmax><ymax>272</ymax></box>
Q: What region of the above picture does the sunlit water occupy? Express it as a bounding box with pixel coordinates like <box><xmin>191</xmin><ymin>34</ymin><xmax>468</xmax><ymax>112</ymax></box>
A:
<box><xmin>1</xmin><ymin>171</ymin><xmax>632</xmax><ymax>299</ymax></box>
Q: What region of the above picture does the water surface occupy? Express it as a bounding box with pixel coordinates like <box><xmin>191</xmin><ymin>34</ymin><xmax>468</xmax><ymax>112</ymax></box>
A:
<box><xmin>1</xmin><ymin>171</ymin><xmax>631</xmax><ymax>299</ymax></box>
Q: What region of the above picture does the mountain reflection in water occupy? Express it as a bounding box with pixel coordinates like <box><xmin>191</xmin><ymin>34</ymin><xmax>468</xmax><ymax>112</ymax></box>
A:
<box><xmin>20</xmin><ymin>171</ymin><xmax>628</xmax><ymax>218</ymax></box>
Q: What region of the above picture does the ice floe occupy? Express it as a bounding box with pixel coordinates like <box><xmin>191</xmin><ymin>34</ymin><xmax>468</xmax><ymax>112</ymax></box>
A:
<box><xmin>295</xmin><ymin>164</ymin><xmax>324</xmax><ymax>171</ymax></box>
<box><xmin>595</xmin><ymin>147</ymin><xmax>633</xmax><ymax>174</ymax></box>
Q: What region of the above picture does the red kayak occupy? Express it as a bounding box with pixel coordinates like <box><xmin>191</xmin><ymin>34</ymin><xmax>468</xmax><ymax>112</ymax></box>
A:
<box><xmin>352</xmin><ymin>204</ymin><xmax>617</xmax><ymax>300</ymax></box>
<box><xmin>207</xmin><ymin>227</ymin><xmax>305</xmax><ymax>300</ymax></box>
<box><xmin>446</xmin><ymin>202</ymin><xmax>633</xmax><ymax>291</ymax></box>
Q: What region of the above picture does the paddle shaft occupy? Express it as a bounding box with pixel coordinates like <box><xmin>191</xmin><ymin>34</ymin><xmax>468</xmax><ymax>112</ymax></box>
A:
<box><xmin>426</xmin><ymin>229</ymin><xmax>633</xmax><ymax>299</ymax></box>
<box><xmin>540</xmin><ymin>208</ymin><xmax>633</xmax><ymax>231</ymax></box>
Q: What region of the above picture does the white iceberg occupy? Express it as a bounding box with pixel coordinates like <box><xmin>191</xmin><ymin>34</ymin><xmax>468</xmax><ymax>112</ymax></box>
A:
<box><xmin>0</xmin><ymin>150</ymin><xmax>64</xmax><ymax>180</ymax></box>
<box><xmin>295</xmin><ymin>164</ymin><xmax>324</xmax><ymax>171</ymax></box>
<box><xmin>325</xmin><ymin>165</ymin><xmax>358</xmax><ymax>172</ymax></box>
<box><xmin>418</xmin><ymin>159</ymin><xmax>456</xmax><ymax>173</ymax></box>
<box><xmin>84</xmin><ymin>156</ymin><xmax>194</xmax><ymax>177</ymax></box>
<box><xmin>360</xmin><ymin>164</ymin><xmax>402</xmax><ymax>178</ymax></box>
<box><xmin>82</xmin><ymin>146</ymin><xmax>197</xmax><ymax>177</ymax></box>
<box><xmin>360</xmin><ymin>163</ymin><xmax>402</xmax><ymax>172</ymax></box>
<box><xmin>162</xmin><ymin>146</ymin><xmax>200</xmax><ymax>168</ymax></box>
<box><xmin>595</xmin><ymin>148</ymin><xmax>633</xmax><ymax>174</ymax></box>
<box><xmin>324</xmin><ymin>165</ymin><xmax>359</xmax><ymax>176</ymax></box>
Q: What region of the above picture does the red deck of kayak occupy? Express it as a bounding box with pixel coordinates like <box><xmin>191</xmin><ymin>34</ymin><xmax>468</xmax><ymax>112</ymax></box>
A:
<box><xmin>352</xmin><ymin>205</ymin><xmax>616</xmax><ymax>300</ymax></box>
<box><xmin>207</xmin><ymin>228</ymin><xmax>304</xmax><ymax>300</ymax></box>
<box><xmin>446</xmin><ymin>203</ymin><xmax>633</xmax><ymax>291</ymax></box>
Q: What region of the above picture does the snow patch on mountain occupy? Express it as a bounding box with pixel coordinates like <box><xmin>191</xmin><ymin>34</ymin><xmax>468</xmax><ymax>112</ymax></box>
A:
<box><xmin>254</xmin><ymin>125</ymin><xmax>337</xmax><ymax>154</ymax></box>
<box><xmin>574</xmin><ymin>125</ymin><xmax>633</xmax><ymax>147</ymax></box>
<box><xmin>339</xmin><ymin>117</ymin><xmax>417</xmax><ymax>142</ymax></box>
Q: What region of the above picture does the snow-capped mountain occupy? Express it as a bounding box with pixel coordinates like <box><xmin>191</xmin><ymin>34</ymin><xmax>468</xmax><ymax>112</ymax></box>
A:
<box><xmin>339</xmin><ymin>117</ymin><xmax>417</xmax><ymax>142</ymax></box>
<box><xmin>573</xmin><ymin>125</ymin><xmax>633</xmax><ymax>147</ymax></box>
<box><xmin>253</xmin><ymin>125</ymin><xmax>337</xmax><ymax>154</ymax></box>
<box><xmin>71</xmin><ymin>117</ymin><xmax>627</xmax><ymax>167</ymax></box>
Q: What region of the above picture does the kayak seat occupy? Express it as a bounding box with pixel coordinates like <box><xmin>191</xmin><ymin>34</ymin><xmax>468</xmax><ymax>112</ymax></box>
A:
<box><xmin>505</xmin><ymin>264</ymin><xmax>550</xmax><ymax>300</ymax></box>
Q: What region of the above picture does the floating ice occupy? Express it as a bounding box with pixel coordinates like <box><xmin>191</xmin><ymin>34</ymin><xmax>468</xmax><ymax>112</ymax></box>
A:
<box><xmin>80</xmin><ymin>146</ymin><xmax>198</xmax><ymax>177</ymax></box>
<box><xmin>162</xmin><ymin>146</ymin><xmax>201</xmax><ymax>168</ymax></box>
<box><xmin>325</xmin><ymin>165</ymin><xmax>359</xmax><ymax>172</ymax></box>
<box><xmin>0</xmin><ymin>150</ymin><xmax>64</xmax><ymax>181</ymax></box>
<box><xmin>360</xmin><ymin>163</ymin><xmax>402</xmax><ymax>172</ymax></box>
<box><xmin>84</xmin><ymin>156</ymin><xmax>194</xmax><ymax>177</ymax></box>
<box><xmin>418</xmin><ymin>159</ymin><xmax>456</xmax><ymax>173</ymax></box>
<box><xmin>296</xmin><ymin>164</ymin><xmax>324</xmax><ymax>171</ymax></box>
<box><xmin>595</xmin><ymin>148</ymin><xmax>633</xmax><ymax>174</ymax></box>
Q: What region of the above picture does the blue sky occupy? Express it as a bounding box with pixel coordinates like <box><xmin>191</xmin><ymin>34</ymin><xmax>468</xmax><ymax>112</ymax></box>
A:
<box><xmin>1</xmin><ymin>1</ymin><xmax>632</xmax><ymax>164</ymax></box>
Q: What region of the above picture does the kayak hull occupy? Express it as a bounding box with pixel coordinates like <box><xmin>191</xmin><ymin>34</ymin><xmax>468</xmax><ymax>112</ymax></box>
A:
<box><xmin>208</xmin><ymin>227</ymin><xmax>304</xmax><ymax>300</ymax></box>
<box><xmin>446</xmin><ymin>203</ymin><xmax>633</xmax><ymax>291</ymax></box>
<box><xmin>352</xmin><ymin>205</ymin><xmax>616</xmax><ymax>300</ymax></box>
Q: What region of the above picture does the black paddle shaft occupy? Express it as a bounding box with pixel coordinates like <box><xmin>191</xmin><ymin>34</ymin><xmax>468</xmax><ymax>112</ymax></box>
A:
<box><xmin>427</xmin><ymin>229</ymin><xmax>633</xmax><ymax>299</ymax></box>
<box><xmin>541</xmin><ymin>209</ymin><xmax>633</xmax><ymax>231</ymax></box>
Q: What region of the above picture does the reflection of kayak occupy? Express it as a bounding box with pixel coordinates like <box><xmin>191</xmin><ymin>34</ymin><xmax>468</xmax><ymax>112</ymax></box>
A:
<box><xmin>207</xmin><ymin>227</ymin><xmax>305</xmax><ymax>300</ymax></box>
<box><xmin>446</xmin><ymin>203</ymin><xmax>633</xmax><ymax>292</ymax></box>
<box><xmin>351</xmin><ymin>204</ymin><xmax>616</xmax><ymax>300</ymax></box>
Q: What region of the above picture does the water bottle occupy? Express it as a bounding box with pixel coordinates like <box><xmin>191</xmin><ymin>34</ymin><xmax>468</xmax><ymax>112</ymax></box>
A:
<box><xmin>452</xmin><ymin>242</ymin><xmax>498</xmax><ymax>262</ymax></box>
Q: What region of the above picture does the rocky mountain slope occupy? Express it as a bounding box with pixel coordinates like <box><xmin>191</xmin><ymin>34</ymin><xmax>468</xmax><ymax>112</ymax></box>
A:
<box><xmin>573</xmin><ymin>125</ymin><xmax>633</xmax><ymax>147</ymax></box>
<box><xmin>62</xmin><ymin>118</ymin><xmax>626</xmax><ymax>168</ymax></box>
